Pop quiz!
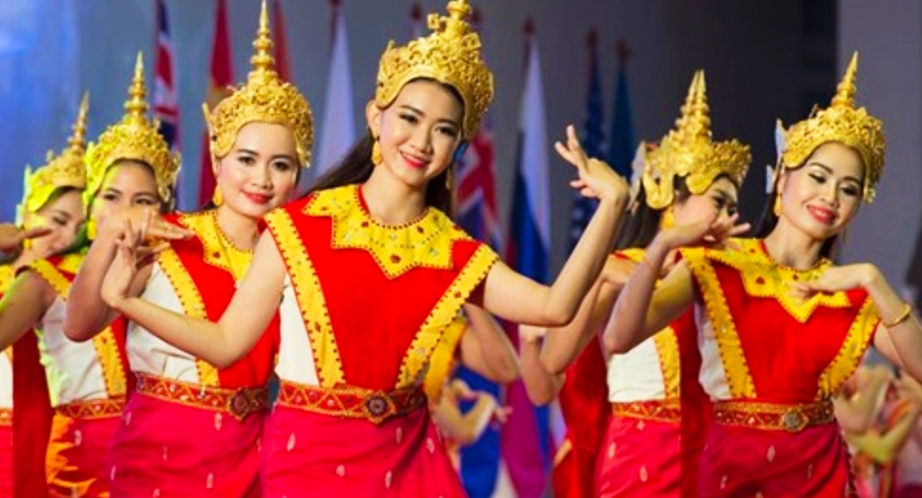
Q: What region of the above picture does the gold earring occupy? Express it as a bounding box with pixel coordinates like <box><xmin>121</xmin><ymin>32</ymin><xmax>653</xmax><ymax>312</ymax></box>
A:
<box><xmin>371</xmin><ymin>141</ymin><xmax>383</xmax><ymax>166</ymax></box>
<box><xmin>773</xmin><ymin>194</ymin><xmax>782</xmax><ymax>217</ymax></box>
<box><xmin>87</xmin><ymin>219</ymin><xmax>97</xmax><ymax>241</ymax></box>
<box><xmin>212</xmin><ymin>185</ymin><xmax>224</xmax><ymax>206</ymax></box>
<box><xmin>661</xmin><ymin>207</ymin><xmax>675</xmax><ymax>229</ymax></box>
<box><xmin>445</xmin><ymin>168</ymin><xmax>453</xmax><ymax>190</ymax></box>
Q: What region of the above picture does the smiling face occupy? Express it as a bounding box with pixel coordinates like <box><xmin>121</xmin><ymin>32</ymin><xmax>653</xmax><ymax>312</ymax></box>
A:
<box><xmin>89</xmin><ymin>160</ymin><xmax>161</xmax><ymax>233</ymax></box>
<box><xmin>776</xmin><ymin>141</ymin><xmax>865</xmax><ymax>241</ymax></box>
<box><xmin>214</xmin><ymin>121</ymin><xmax>299</xmax><ymax>218</ymax></box>
<box><xmin>23</xmin><ymin>188</ymin><xmax>85</xmax><ymax>256</ymax></box>
<box><xmin>366</xmin><ymin>79</ymin><xmax>464</xmax><ymax>191</ymax></box>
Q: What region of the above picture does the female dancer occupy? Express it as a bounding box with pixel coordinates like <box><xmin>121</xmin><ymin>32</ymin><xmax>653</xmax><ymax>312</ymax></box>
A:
<box><xmin>66</xmin><ymin>4</ymin><xmax>311</xmax><ymax>495</ymax></box>
<box><xmin>0</xmin><ymin>54</ymin><xmax>179</xmax><ymax>497</ymax></box>
<box><xmin>100</xmin><ymin>0</ymin><xmax>629</xmax><ymax>495</ymax></box>
<box><xmin>605</xmin><ymin>53</ymin><xmax>922</xmax><ymax>496</ymax></box>
<box><xmin>521</xmin><ymin>71</ymin><xmax>750</xmax><ymax>497</ymax></box>
<box><xmin>0</xmin><ymin>95</ymin><xmax>89</xmax><ymax>497</ymax></box>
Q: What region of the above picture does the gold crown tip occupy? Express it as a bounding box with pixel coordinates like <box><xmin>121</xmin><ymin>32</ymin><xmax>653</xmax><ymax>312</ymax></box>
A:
<box><xmin>250</xmin><ymin>0</ymin><xmax>275</xmax><ymax>74</ymax></box>
<box><xmin>259</xmin><ymin>0</ymin><xmax>270</xmax><ymax>33</ymax></box>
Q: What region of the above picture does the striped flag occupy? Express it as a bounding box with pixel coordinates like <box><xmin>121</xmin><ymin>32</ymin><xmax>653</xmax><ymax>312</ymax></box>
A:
<box><xmin>153</xmin><ymin>0</ymin><xmax>182</xmax><ymax>206</ymax></box>
<box><xmin>313</xmin><ymin>0</ymin><xmax>356</xmax><ymax>175</ymax></box>
<box><xmin>500</xmin><ymin>21</ymin><xmax>554</xmax><ymax>498</ymax></box>
<box><xmin>197</xmin><ymin>0</ymin><xmax>234</xmax><ymax>208</ymax></box>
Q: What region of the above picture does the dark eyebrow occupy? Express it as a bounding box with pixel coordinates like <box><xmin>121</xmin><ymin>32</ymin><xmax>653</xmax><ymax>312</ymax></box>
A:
<box><xmin>49</xmin><ymin>209</ymin><xmax>72</xmax><ymax>219</ymax></box>
<box><xmin>807</xmin><ymin>161</ymin><xmax>863</xmax><ymax>185</ymax></box>
<box><xmin>398</xmin><ymin>104</ymin><xmax>460</xmax><ymax>128</ymax></box>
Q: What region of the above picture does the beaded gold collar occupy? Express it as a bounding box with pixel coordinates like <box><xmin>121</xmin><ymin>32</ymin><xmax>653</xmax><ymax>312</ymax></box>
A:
<box><xmin>704</xmin><ymin>238</ymin><xmax>850</xmax><ymax>323</ymax></box>
<box><xmin>304</xmin><ymin>185</ymin><xmax>467</xmax><ymax>279</ymax></box>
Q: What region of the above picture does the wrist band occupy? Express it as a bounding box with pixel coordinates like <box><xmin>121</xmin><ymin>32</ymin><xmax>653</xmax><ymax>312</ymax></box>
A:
<box><xmin>883</xmin><ymin>303</ymin><xmax>913</xmax><ymax>328</ymax></box>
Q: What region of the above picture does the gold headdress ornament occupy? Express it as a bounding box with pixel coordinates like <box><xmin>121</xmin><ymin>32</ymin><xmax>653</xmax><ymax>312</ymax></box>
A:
<box><xmin>375</xmin><ymin>0</ymin><xmax>493</xmax><ymax>138</ymax></box>
<box><xmin>84</xmin><ymin>53</ymin><xmax>180</xmax><ymax>206</ymax></box>
<box><xmin>642</xmin><ymin>70</ymin><xmax>751</xmax><ymax>209</ymax></box>
<box><xmin>776</xmin><ymin>52</ymin><xmax>885</xmax><ymax>202</ymax></box>
<box><xmin>205</xmin><ymin>0</ymin><xmax>313</xmax><ymax>167</ymax></box>
<box><xmin>17</xmin><ymin>93</ymin><xmax>90</xmax><ymax>224</ymax></box>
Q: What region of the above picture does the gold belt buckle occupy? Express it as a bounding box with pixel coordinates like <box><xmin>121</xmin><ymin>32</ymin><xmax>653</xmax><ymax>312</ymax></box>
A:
<box><xmin>227</xmin><ymin>388</ymin><xmax>260</xmax><ymax>422</ymax></box>
<box><xmin>362</xmin><ymin>392</ymin><xmax>396</xmax><ymax>425</ymax></box>
<box><xmin>780</xmin><ymin>407</ymin><xmax>808</xmax><ymax>432</ymax></box>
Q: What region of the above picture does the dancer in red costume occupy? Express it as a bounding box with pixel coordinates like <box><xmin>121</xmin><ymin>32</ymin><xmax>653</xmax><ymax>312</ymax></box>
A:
<box><xmin>521</xmin><ymin>71</ymin><xmax>750</xmax><ymax>497</ymax></box>
<box><xmin>98</xmin><ymin>1</ymin><xmax>630</xmax><ymax>495</ymax></box>
<box><xmin>606</xmin><ymin>53</ymin><xmax>922</xmax><ymax>497</ymax></box>
<box><xmin>0</xmin><ymin>55</ymin><xmax>179</xmax><ymax>498</ymax></box>
<box><xmin>0</xmin><ymin>95</ymin><xmax>87</xmax><ymax>498</ymax></box>
<box><xmin>65</xmin><ymin>4</ymin><xmax>310</xmax><ymax>496</ymax></box>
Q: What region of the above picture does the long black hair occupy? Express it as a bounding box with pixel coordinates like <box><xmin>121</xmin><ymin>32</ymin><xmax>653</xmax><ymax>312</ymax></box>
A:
<box><xmin>306</xmin><ymin>79</ymin><xmax>464</xmax><ymax>218</ymax></box>
<box><xmin>613</xmin><ymin>176</ymin><xmax>694</xmax><ymax>250</ymax></box>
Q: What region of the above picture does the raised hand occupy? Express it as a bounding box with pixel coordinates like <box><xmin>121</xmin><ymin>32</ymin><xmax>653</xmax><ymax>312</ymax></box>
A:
<box><xmin>100</xmin><ymin>214</ymin><xmax>160</xmax><ymax>308</ymax></box>
<box><xmin>0</xmin><ymin>223</ymin><xmax>52</xmax><ymax>252</ymax></box>
<box><xmin>555</xmin><ymin>125</ymin><xmax>629</xmax><ymax>204</ymax></box>
<box><xmin>657</xmin><ymin>212</ymin><xmax>749</xmax><ymax>252</ymax></box>
<box><xmin>788</xmin><ymin>263</ymin><xmax>876</xmax><ymax>299</ymax></box>
<box><xmin>99</xmin><ymin>206</ymin><xmax>192</xmax><ymax>245</ymax></box>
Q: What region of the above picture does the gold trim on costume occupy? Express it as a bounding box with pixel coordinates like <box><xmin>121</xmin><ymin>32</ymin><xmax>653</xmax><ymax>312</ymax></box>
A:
<box><xmin>653</xmin><ymin>327</ymin><xmax>681</xmax><ymax>399</ymax></box>
<box><xmin>712</xmin><ymin>399</ymin><xmax>834</xmax><ymax>433</ymax></box>
<box><xmin>55</xmin><ymin>397</ymin><xmax>126</xmax><ymax>420</ymax></box>
<box><xmin>276</xmin><ymin>379</ymin><xmax>426</xmax><ymax>426</ymax></box>
<box><xmin>611</xmin><ymin>399</ymin><xmax>682</xmax><ymax>424</ymax></box>
<box><xmin>134</xmin><ymin>373</ymin><xmax>268</xmax><ymax>421</ymax></box>
<box><xmin>180</xmin><ymin>210</ymin><xmax>254</xmax><ymax>282</ymax></box>
<box><xmin>398</xmin><ymin>244</ymin><xmax>498</xmax><ymax>391</ymax></box>
<box><xmin>265</xmin><ymin>207</ymin><xmax>345</xmax><ymax>387</ymax></box>
<box><xmin>0</xmin><ymin>265</ymin><xmax>14</xmax><ymax>294</ymax></box>
<box><xmin>422</xmin><ymin>315</ymin><xmax>467</xmax><ymax>400</ymax></box>
<box><xmin>0</xmin><ymin>408</ymin><xmax>11</xmax><ymax>427</ymax></box>
<box><xmin>30</xmin><ymin>256</ymin><xmax>129</xmax><ymax>397</ymax></box>
<box><xmin>156</xmin><ymin>247</ymin><xmax>220</xmax><ymax>386</ymax></box>
<box><xmin>305</xmin><ymin>185</ymin><xmax>467</xmax><ymax>279</ymax></box>
<box><xmin>817</xmin><ymin>298</ymin><xmax>880</xmax><ymax>399</ymax></box>
<box><xmin>705</xmin><ymin>239</ymin><xmax>849</xmax><ymax>323</ymax></box>
<box><xmin>682</xmin><ymin>247</ymin><xmax>757</xmax><ymax>398</ymax></box>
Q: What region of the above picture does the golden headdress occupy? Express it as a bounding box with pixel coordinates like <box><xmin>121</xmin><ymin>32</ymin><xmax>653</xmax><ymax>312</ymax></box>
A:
<box><xmin>375</xmin><ymin>0</ymin><xmax>493</xmax><ymax>139</ymax></box>
<box><xmin>17</xmin><ymin>93</ymin><xmax>90</xmax><ymax>224</ymax></box>
<box><xmin>776</xmin><ymin>52</ymin><xmax>885</xmax><ymax>202</ymax></box>
<box><xmin>642</xmin><ymin>71</ymin><xmax>751</xmax><ymax>209</ymax></box>
<box><xmin>205</xmin><ymin>0</ymin><xmax>313</xmax><ymax>167</ymax></box>
<box><xmin>84</xmin><ymin>53</ymin><xmax>181</xmax><ymax>206</ymax></box>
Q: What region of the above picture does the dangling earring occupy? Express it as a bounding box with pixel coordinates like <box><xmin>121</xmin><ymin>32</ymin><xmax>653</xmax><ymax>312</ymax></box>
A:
<box><xmin>371</xmin><ymin>140</ymin><xmax>383</xmax><ymax>166</ymax></box>
<box><xmin>773</xmin><ymin>194</ymin><xmax>782</xmax><ymax>217</ymax></box>
<box><xmin>212</xmin><ymin>185</ymin><xmax>224</xmax><ymax>206</ymax></box>
<box><xmin>87</xmin><ymin>219</ymin><xmax>97</xmax><ymax>241</ymax></box>
<box><xmin>445</xmin><ymin>167</ymin><xmax>453</xmax><ymax>190</ymax></box>
<box><xmin>661</xmin><ymin>207</ymin><xmax>675</xmax><ymax>229</ymax></box>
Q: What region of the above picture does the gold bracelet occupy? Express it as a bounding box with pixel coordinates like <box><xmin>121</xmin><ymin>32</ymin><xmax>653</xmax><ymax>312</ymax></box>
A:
<box><xmin>882</xmin><ymin>303</ymin><xmax>913</xmax><ymax>328</ymax></box>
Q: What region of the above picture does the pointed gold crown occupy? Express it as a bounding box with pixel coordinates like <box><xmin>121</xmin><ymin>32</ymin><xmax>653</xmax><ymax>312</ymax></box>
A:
<box><xmin>84</xmin><ymin>53</ymin><xmax>181</xmax><ymax>206</ymax></box>
<box><xmin>206</xmin><ymin>1</ymin><xmax>313</xmax><ymax>167</ymax></box>
<box><xmin>375</xmin><ymin>0</ymin><xmax>493</xmax><ymax>138</ymax></box>
<box><xmin>17</xmin><ymin>93</ymin><xmax>90</xmax><ymax>224</ymax></box>
<box><xmin>778</xmin><ymin>52</ymin><xmax>885</xmax><ymax>202</ymax></box>
<box><xmin>642</xmin><ymin>71</ymin><xmax>751</xmax><ymax>209</ymax></box>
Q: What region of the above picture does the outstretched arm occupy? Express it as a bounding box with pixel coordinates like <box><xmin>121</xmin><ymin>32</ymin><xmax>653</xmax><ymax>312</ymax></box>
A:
<box><xmin>104</xmin><ymin>225</ymin><xmax>284</xmax><ymax>368</ymax></box>
<box><xmin>456</xmin><ymin>303</ymin><xmax>519</xmax><ymax>383</ymax></box>
<box><xmin>65</xmin><ymin>207</ymin><xmax>189</xmax><ymax>341</ymax></box>
<box><xmin>0</xmin><ymin>271</ymin><xmax>56</xmax><ymax>350</ymax></box>
<box><xmin>474</xmin><ymin>126</ymin><xmax>630</xmax><ymax>327</ymax></box>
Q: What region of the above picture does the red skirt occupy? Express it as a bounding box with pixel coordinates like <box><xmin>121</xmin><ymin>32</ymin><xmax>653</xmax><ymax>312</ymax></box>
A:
<box><xmin>46</xmin><ymin>412</ymin><xmax>120</xmax><ymax>498</ymax></box>
<box><xmin>0</xmin><ymin>422</ymin><xmax>10</xmax><ymax>496</ymax></box>
<box><xmin>698</xmin><ymin>422</ymin><xmax>853</xmax><ymax>497</ymax></box>
<box><xmin>260</xmin><ymin>405</ymin><xmax>465</xmax><ymax>497</ymax></box>
<box><xmin>595</xmin><ymin>414</ymin><xmax>682</xmax><ymax>497</ymax></box>
<box><xmin>107</xmin><ymin>392</ymin><xmax>264</xmax><ymax>497</ymax></box>
<box><xmin>552</xmin><ymin>434</ymin><xmax>599</xmax><ymax>498</ymax></box>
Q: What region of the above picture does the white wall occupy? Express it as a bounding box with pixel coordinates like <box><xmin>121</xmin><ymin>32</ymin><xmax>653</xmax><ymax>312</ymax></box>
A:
<box><xmin>838</xmin><ymin>0</ymin><xmax>922</xmax><ymax>290</ymax></box>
